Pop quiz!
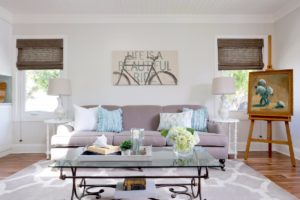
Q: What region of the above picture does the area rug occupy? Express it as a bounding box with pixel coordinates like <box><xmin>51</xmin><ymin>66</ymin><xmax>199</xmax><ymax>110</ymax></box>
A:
<box><xmin>0</xmin><ymin>160</ymin><xmax>297</xmax><ymax>200</ymax></box>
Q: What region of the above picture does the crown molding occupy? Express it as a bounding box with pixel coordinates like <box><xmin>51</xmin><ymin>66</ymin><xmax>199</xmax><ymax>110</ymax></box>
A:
<box><xmin>12</xmin><ymin>14</ymin><xmax>274</xmax><ymax>24</ymax></box>
<box><xmin>3</xmin><ymin>1</ymin><xmax>300</xmax><ymax>24</ymax></box>
<box><xmin>273</xmin><ymin>1</ymin><xmax>300</xmax><ymax>22</ymax></box>
<box><xmin>0</xmin><ymin>6</ymin><xmax>12</xmax><ymax>23</ymax></box>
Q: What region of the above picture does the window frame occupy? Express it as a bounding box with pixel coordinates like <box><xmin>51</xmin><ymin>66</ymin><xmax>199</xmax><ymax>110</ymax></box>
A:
<box><xmin>13</xmin><ymin>35</ymin><xmax>68</xmax><ymax>122</ymax></box>
<box><xmin>214</xmin><ymin>35</ymin><xmax>268</xmax><ymax>120</ymax></box>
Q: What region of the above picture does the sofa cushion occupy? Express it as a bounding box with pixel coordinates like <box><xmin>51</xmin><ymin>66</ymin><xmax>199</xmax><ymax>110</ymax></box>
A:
<box><xmin>74</xmin><ymin>105</ymin><xmax>98</xmax><ymax>131</ymax></box>
<box><xmin>121</xmin><ymin>105</ymin><xmax>163</xmax><ymax>131</ymax></box>
<box><xmin>183</xmin><ymin>107</ymin><xmax>208</xmax><ymax>132</ymax></box>
<box><xmin>51</xmin><ymin>131</ymin><xmax>115</xmax><ymax>147</ymax></box>
<box><xmin>157</xmin><ymin>111</ymin><xmax>193</xmax><ymax>130</ymax></box>
<box><xmin>113</xmin><ymin>131</ymin><xmax>167</xmax><ymax>147</ymax></box>
<box><xmin>97</xmin><ymin>107</ymin><xmax>123</xmax><ymax>132</ymax></box>
<box><xmin>198</xmin><ymin>132</ymin><xmax>228</xmax><ymax>147</ymax></box>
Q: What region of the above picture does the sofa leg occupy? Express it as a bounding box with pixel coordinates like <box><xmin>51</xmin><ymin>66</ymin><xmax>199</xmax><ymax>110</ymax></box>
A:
<box><xmin>219</xmin><ymin>159</ymin><xmax>226</xmax><ymax>171</ymax></box>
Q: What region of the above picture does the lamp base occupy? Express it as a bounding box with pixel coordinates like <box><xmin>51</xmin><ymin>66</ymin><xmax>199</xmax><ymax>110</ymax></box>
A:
<box><xmin>218</xmin><ymin>95</ymin><xmax>230</xmax><ymax>119</ymax></box>
<box><xmin>55</xmin><ymin>96</ymin><xmax>65</xmax><ymax>120</ymax></box>
<box><xmin>218</xmin><ymin>107</ymin><xmax>230</xmax><ymax>119</ymax></box>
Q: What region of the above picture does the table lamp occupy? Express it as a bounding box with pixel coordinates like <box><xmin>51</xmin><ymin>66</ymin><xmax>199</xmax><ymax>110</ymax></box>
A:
<box><xmin>212</xmin><ymin>77</ymin><xmax>236</xmax><ymax>119</ymax></box>
<box><xmin>48</xmin><ymin>78</ymin><xmax>72</xmax><ymax>119</ymax></box>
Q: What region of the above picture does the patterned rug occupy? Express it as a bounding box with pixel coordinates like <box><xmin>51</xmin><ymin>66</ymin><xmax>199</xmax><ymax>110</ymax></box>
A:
<box><xmin>0</xmin><ymin>160</ymin><xmax>297</xmax><ymax>200</ymax></box>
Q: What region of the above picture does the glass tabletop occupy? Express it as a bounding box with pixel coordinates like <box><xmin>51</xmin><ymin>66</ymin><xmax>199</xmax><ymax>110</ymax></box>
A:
<box><xmin>50</xmin><ymin>147</ymin><xmax>222</xmax><ymax>169</ymax></box>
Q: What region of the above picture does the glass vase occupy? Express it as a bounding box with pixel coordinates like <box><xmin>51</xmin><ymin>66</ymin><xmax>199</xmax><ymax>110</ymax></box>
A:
<box><xmin>173</xmin><ymin>141</ymin><xmax>194</xmax><ymax>158</ymax></box>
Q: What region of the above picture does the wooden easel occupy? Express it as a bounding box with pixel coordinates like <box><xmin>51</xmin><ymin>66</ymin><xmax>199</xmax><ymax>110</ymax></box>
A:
<box><xmin>244</xmin><ymin>35</ymin><xmax>296</xmax><ymax>167</ymax></box>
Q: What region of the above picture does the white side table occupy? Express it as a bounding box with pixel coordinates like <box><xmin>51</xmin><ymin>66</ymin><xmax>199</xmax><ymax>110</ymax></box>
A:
<box><xmin>210</xmin><ymin>118</ymin><xmax>240</xmax><ymax>159</ymax></box>
<box><xmin>44</xmin><ymin>119</ymin><xmax>72</xmax><ymax>159</ymax></box>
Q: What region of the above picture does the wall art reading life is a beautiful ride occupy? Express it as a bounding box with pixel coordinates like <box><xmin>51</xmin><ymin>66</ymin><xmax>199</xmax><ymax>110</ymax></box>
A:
<box><xmin>112</xmin><ymin>51</ymin><xmax>178</xmax><ymax>86</ymax></box>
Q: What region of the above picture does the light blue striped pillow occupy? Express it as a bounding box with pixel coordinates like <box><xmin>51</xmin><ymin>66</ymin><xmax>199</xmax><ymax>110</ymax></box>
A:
<box><xmin>183</xmin><ymin>108</ymin><xmax>208</xmax><ymax>132</ymax></box>
<box><xmin>97</xmin><ymin>107</ymin><xmax>123</xmax><ymax>132</ymax></box>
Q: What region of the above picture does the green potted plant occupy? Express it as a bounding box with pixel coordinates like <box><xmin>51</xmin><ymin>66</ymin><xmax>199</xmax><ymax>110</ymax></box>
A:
<box><xmin>120</xmin><ymin>140</ymin><xmax>132</xmax><ymax>156</ymax></box>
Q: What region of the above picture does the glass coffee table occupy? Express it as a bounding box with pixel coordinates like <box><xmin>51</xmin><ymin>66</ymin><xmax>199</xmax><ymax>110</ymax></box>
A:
<box><xmin>50</xmin><ymin>147</ymin><xmax>224</xmax><ymax>200</ymax></box>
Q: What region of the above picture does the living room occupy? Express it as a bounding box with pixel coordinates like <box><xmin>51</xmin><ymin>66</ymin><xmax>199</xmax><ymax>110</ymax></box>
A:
<box><xmin>0</xmin><ymin>0</ymin><xmax>299</xmax><ymax>199</ymax></box>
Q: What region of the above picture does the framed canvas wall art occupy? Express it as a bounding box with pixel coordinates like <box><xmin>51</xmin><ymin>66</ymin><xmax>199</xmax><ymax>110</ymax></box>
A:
<box><xmin>248</xmin><ymin>69</ymin><xmax>293</xmax><ymax>117</ymax></box>
<box><xmin>112</xmin><ymin>50</ymin><xmax>178</xmax><ymax>86</ymax></box>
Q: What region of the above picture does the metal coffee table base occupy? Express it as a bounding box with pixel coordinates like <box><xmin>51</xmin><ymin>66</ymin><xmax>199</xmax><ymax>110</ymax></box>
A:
<box><xmin>60</xmin><ymin>167</ymin><xmax>212</xmax><ymax>200</ymax></box>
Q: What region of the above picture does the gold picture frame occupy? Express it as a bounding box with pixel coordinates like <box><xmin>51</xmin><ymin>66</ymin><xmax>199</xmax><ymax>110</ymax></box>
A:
<box><xmin>248</xmin><ymin>69</ymin><xmax>293</xmax><ymax>117</ymax></box>
<box><xmin>0</xmin><ymin>82</ymin><xmax>6</xmax><ymax>103</ymax></box>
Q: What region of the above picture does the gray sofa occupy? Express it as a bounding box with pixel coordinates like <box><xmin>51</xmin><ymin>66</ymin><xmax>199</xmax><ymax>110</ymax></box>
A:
<box><xmin>51</xmin><ymin>105</ymin><xmax>228</xmax><ymax>165</ymax></box>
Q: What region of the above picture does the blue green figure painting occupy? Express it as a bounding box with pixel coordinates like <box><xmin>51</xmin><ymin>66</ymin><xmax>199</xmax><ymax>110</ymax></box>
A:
<box><xmin>248</xmin><ymin>70</ymin><xmax>293</xmax><ymax>117</ymax></box>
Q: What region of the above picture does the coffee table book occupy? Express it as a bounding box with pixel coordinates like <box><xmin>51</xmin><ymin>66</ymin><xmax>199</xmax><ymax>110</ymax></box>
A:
<box><xmin>114</xmin><ymin>180</ymin><xmax>157</xmax><ymax>199</ymax></box>
<box><xmin>87</xmin><ymin>145</ymin><xmax>120</xmax><ymax>155</ymax></box>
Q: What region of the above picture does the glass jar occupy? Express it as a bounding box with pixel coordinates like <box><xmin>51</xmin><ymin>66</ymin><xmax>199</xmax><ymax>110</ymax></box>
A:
<box><xmin>131</xmin><ymin>128</ymin><xmax>144</xmax><ymax>155</ymax></box>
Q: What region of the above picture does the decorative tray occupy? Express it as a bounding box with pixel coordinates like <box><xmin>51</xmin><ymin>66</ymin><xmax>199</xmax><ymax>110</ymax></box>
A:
<box><xmin>76</xmin><ymin>146</ymin><xmax>152</xmax><ymax>162</ymax></box>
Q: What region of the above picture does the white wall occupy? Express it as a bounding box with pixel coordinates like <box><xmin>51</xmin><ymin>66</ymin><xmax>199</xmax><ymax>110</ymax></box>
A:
<box><xmin>12</xmin><ymin>22</ymin><xmax>273</xmax><ymax>152</ymax></box>
<box><xmin>274</xmin><ymin>7</ymin><xmax>300</xmax><ymax>159</ymax></box>
<box><xmin>0</xmin><ymin>19</ymin><xmax>11</xmax><ymax>76</ymax></box>
<box><xmin>0</xmin><ymin>18</ymin><xmax>12</xmax><ymax>156</ymax></box>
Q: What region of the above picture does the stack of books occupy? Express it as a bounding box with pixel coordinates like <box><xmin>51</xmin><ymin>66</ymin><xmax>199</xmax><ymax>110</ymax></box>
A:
<box><xmin>123</xmin><ymin>178</ymin><xmax>146</xmax><ymax>191</ymax></box>
<box><xmin>114</xmin><ymin>180</ymin><xmax>157</xmax><ymax>199</ymax></box>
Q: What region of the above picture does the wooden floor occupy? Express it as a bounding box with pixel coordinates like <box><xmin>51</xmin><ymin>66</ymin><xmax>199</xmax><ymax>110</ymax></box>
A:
<box><xmin>239</xmin><ymin>151</ymin><xmax>300</xmax><ymax>199</ymax></box>
<box><xmin>0</xmin><ymin>153</ymin><xmax>45</xmax><ymax>179</ymax></box>
<box><xmin>0</xmin><ymin>152</ymin><xmax>299</xmax><ymax>198</ymax></box>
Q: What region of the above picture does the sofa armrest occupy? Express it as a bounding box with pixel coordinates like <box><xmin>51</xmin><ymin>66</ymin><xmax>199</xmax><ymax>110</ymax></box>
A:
<box><xmin>207</xmin><ymin>121</ymin><xmax>221</xmax><ymax>134</ymax></box>
<box><xmin>56</xmin><ymin>122</ymin><xmax>74</xmax><ymax>135</ymax></box>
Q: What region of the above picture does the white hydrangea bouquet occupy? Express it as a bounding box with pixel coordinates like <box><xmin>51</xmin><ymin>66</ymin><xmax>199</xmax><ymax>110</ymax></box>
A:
<box><xmin>161</xmin><ymin>127</ymin><xmax>200</xmax><ymax>156</ymax></box>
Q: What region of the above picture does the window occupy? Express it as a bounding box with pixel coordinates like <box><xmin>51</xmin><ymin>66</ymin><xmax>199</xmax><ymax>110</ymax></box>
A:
<box><xmin>217</xmin><ymin>38</ymin><xmax>264</xmax><ymax>112</ymax></box>
<box><xmin>16</xmin><ymin>38</ymin><xmax>64</xmax><ymax>117</ymax></box>
<box><xmin>222</xmin><ymin>70</ymin><xmax>254</xmax><ymax>111</ymax></box>
<box><xmin>25</xmin><ymin>70</ymin><xmax>61</xmax><ymax>113</ymax></box>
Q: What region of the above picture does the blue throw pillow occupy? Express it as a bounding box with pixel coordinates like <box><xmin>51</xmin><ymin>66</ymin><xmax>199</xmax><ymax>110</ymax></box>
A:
<box><xmin>183</xmin><ymin>108</ymin><xmax>208</xmax><ymax>132</ymax></box>
<box><xmin>97</xmin><ymin>107</ymin><xmax>123</xmax><ymax>132</ymax></box>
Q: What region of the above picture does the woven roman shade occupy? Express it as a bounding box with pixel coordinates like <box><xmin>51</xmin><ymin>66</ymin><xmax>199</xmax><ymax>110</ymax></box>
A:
<box><xmin>16</xmin><ymin>39</ymin><xmax>63</xmax><ymax>70</ymax></box>
<box><xmin>218</xmin><ymin>39</ymin><xmax>264</xmax><ymax>70</ymax></box>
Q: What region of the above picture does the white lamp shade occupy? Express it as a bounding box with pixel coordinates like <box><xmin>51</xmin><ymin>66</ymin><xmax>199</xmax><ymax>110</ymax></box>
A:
<box><xmin>48</xmin><ymin>78</ymin><xmax>72</xmax><ymax>96</ymax></box>
<box><xmin>212</xmin><ymin>77</ymin><xmax>236</xmax><ymax>95</ymax></box>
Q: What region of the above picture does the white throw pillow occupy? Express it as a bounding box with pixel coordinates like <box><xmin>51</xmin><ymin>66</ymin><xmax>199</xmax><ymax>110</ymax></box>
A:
<box><xmin>74</xmin><ymin>105</ymin><xmax>99</xmax><ymax>131</ymax></box>
<box><xmin>157</xmin><ymin>111</ymin><xmax>193</xmax><ymax>130</ymax></box>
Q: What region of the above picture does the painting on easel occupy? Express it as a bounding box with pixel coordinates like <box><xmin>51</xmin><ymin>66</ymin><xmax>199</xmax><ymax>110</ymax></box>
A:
<box><xmin>248</xmin><ymin>69</ymin><xmax>293</xmax><ymax>117</ymax></box>
<box><xmin>0</xmin><ymin>74</ymin><xmax>12</xmax><ymax>103</ymax></box>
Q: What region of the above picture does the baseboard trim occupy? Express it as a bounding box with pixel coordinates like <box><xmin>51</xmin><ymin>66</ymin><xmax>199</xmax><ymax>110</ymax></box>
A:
<box><xmin>274</xmin><ymin>145</ymin><xmax>300</xmax><ymax>160</ymax></box>
<box><xmin>237</xmin><ymin>142</ymin><xmax>268</xmax><ymax>151</ymax></box>
<box><xmin>0</xmin><ymin>144</ymin><xmax>11</xmax><ymax>158</ymax></box>
<box><xmin>11</xmin><ymin>144</ymin><xmax>46</xmax><ymax>154</ymax></box>
<box><xmin>238</xmin><ymin>142</ymin><xmax>300</xmax><ymax>160</ymax></box>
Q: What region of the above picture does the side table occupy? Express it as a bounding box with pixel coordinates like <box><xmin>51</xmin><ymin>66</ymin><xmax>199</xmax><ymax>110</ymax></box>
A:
<box><xmin>44</xmin><ymin>119</ymin><xmax>71</xmax><ymax>159</ymax></box>
<box><xmin>211</xmin><ymin>118</ymin><xmax>240</xmax><ymax>159</ymax></box>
